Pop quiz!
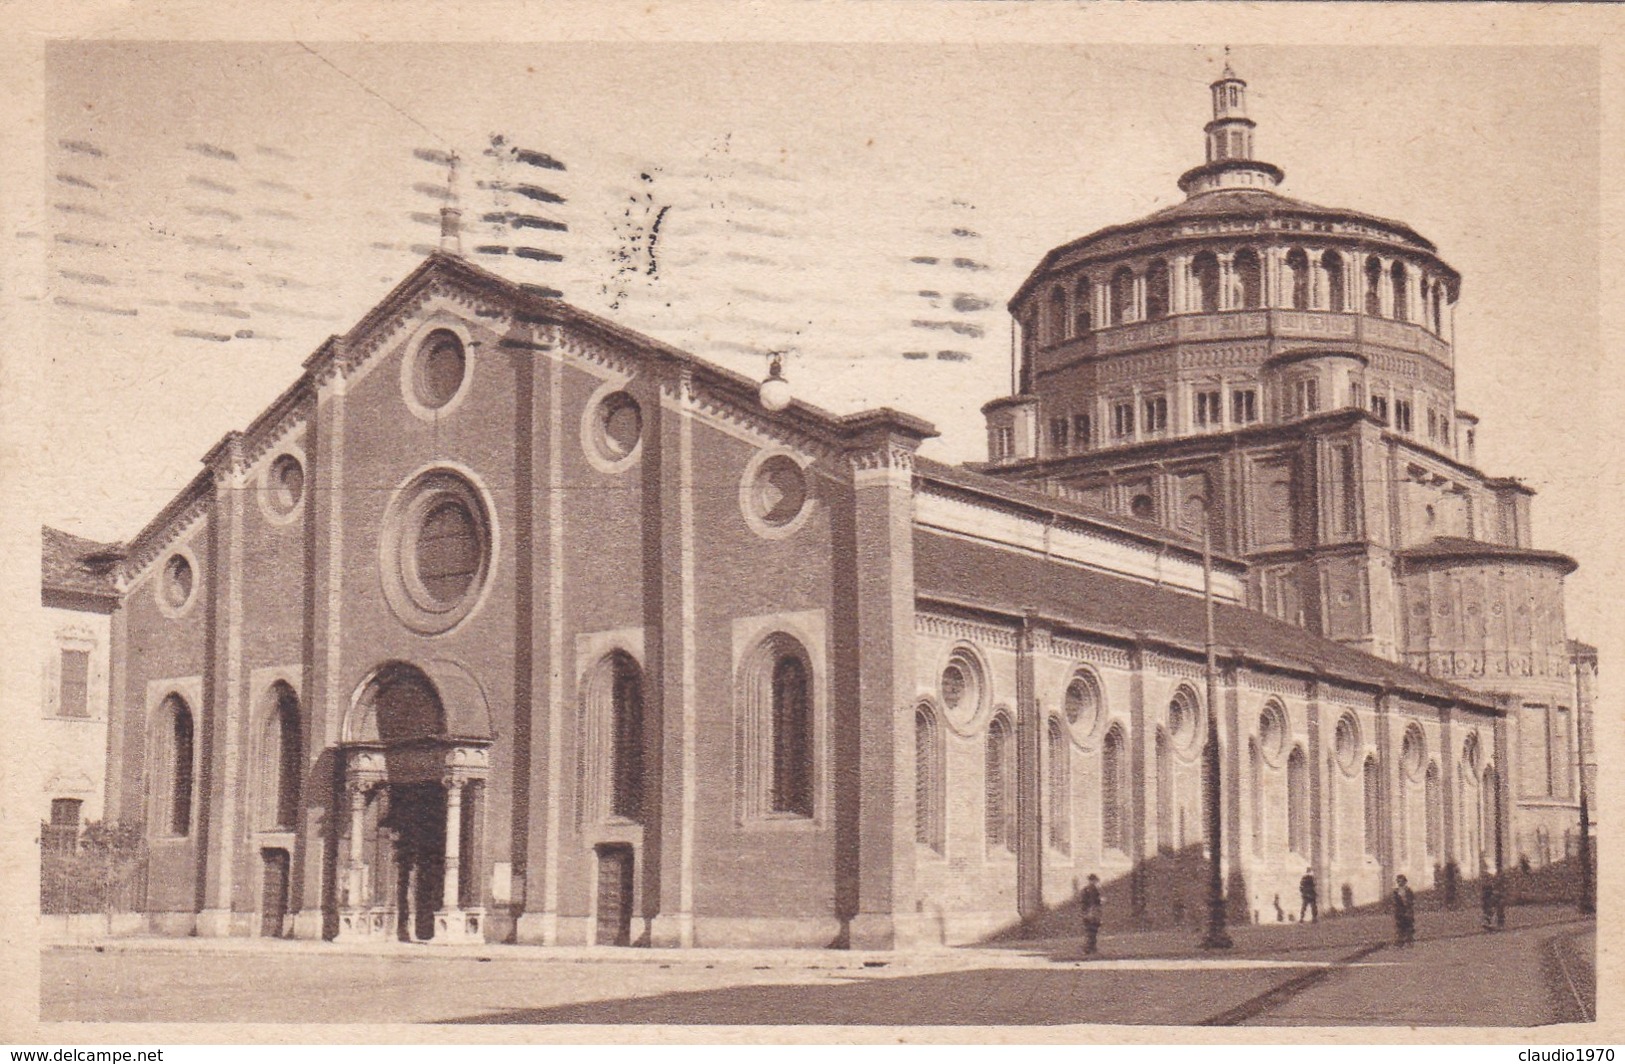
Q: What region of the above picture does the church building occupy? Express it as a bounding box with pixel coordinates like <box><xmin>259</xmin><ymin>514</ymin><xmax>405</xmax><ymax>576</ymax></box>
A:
<box><xmin>73</xmin><ymin>66</ymin><xmax>1588</xmax><ymax>948</ymax></box>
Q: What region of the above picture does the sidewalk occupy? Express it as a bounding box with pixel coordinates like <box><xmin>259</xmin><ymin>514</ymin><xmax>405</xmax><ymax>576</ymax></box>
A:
<box><xmin>44</xmin><ymin>902</ymin><xmax>1591</xmax><ymax>971</ymax></box>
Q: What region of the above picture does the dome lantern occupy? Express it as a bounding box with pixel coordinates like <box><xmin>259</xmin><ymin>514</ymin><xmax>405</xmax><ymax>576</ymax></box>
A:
<box><xmin>1178</xmin><ymin>62</ymin><xmax>1285</xmax><ymax>198</ymax></box>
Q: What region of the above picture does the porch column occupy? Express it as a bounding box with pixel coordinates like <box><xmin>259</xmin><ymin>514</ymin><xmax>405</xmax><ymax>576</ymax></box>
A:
<box><xmin>335</xmin><ymin>746</ymin><xmax>385</xmax><ymax>941</ymax></box>
<box><xmin>442</xmin><ymin>778</ymin><xmax>465</xmax><ymax>915</ymax></box>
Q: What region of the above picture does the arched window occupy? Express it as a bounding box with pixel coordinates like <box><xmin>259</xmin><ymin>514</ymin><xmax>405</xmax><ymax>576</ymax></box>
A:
<box><xmin>1365</xmin><ymin>257</ymin><xmax>1384</xmax><ymax>317</ymax></box>
<box><xmin>1363</xmin><ymin>754</ymin><xmax>1381</xmax><ymax>858</ymax></box>
<box><xmin>1424</xmin><ymin>761</ymin><xmax>1442</xmax><ymax>858</ymax></box>
<box><xmin>1322</xmin><ymin>250</ymin><xmax>1346</xmax><ymax>312</ymax></box>
<box><xmin>1145</xmin><ymin>260</ymin><xmax>1170</xmax><ymax>320</ymax></box>
<box><xmin>985</xmin><ymin>712</ymin><xmax>1015</xmax><ymax>853</ymax></box>
<box><xmin>915</xmin><ymin>704</ymin><xmax>945</xmax><ymax>853</ymax></box>
<box><xmin>578</xmin><ymin>651</ymin><xmax>646</xmax><ymax>825</ymax></box>
<box><xmin>260</xmin><ymin>682</ymin><xmax>301</xmax><ymax>831</ymax></box>
<box><xmin>1287</xmin><ymin>746</ymin><xmax>1308</xmax><ymax>855</ymax></box>
<box><xmin>156</xmin><ymin>694</ymin><xmax>195</xmax><ymax>837</ymax></box>
<box><xmin>1192</xmin><ymin>252</ymin><xmax>1220</xmax><ymax>313</ymax></box>
<box><xmin>610</xmin><ymin>653</ymin><xmax>645</xmax><ymax>821</ymax></box>
<box><xmin>1233</xmin><ymin>249</ymin><xmax>1262</xmax><ymax>309</ymax></box>
<box><xmin>1047</xmin><ymin>716</ymin><xmax>1070</xmax><ymax>853</ymax></box>
<box><xmin>1102</xmin><ymin>724</ymin><xmax>1127</xmax><ymax>851</ymax></box>
<box><xmin>771</xmin><ymin>655</ymin><xmax>813</xmax><ymax>816</ymax></box>
<box><xmin>1285</xmin><ymin>248</ymin><xmax>1310</xmax><ymax>310</ymax></box>
<box><xmin>1110</xmin><ymin>266</ymin><xmax>1135</xmax><ymax>326</ymax></box>
<box><xmin>1432</xmin><ymin>283</ymin><xmax>1445</xmax><ymax>335</ymax></box>
<box><xmin>1391</xmin><ymin>261</ymin><xmax>1409</xmax><ymax>322</ymax></box>
<box><xmin>1049</xmin><ymin>285</ymin><xmax>1069</xmax><ymax>343</ymax></box>
<box><xmin>1074</xmin><ymin>278</ymin><xmax>1093</xmax><ymax>335</ymax></box>
<box><xmin>1155</xmin><ymin>728</ymin><xmax>1172</xmax><ymax>853</ymax></box>
<box><xmin>737</xmin><ymin>634</ymin><xmax>816</xmax><ymax>821</ymax></box>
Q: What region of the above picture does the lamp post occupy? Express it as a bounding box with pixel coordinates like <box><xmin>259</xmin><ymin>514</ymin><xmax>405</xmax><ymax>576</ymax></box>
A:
<box><xmin>1193</xmin><ymin>497</ymin><xmax>1232</xmax><ymax>950</ymax></box>
<box><xmin>1575</xmin><ymin>660</ymin><xmax>1594</xmax><ymax>915</ymax></box>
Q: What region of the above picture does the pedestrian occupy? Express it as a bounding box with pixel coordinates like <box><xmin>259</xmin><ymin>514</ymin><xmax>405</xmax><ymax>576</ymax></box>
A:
<box><xmin>1391</xmin><ymin>874</ymin><xmax>1416</xmax><ymax>947</ymax></box>
<box><xmin>1080</xmin><ymin>873</ymin><xmax>1103</xmax><ymax>955</ymax></box>
<box><xmin>1298</xmin><ymin>867</ymin><xmax>1318</xmax><ymax>923</ymax></box>
<box><xmin>1480</xmin><ymin>876</ymin><xmax>1497</xmax><ymax>931</ymax></box>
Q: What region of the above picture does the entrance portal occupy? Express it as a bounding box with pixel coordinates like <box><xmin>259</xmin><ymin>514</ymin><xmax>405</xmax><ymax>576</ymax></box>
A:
<box><xmin>595</xmin><ymin>845</ymin><xmax>635</xmax><ymax>946</ymax></box>
<box><xmin>386</xmin><ymin>783</ymin><xmax>446</xmax><ymax>942</ymax></box>
<box><xmin>260</xmin><ymin>848</ymin><xmax>290</xmax><ymax>938</ymax></box>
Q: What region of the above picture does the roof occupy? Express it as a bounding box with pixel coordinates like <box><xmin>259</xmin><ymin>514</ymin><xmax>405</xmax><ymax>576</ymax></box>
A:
<box><xmin>914</xmin><ymin>528</ymin><xmax>1499</xmax><ymax>710</ymax></box>
<box><xmin>42</xmin><ymin>526</ymin><xmax>122</xmax><ymax>604</ymax></box>
<box><xmin>914</xmin><ymin>456</ymin><xmax>1245</xmax><ymax>568</ymax></box>
<box><xmin>1012</xmin><ymin>185</ymin><xmax>1455</xmax><ymax>309</ymax></box>
<box><xmin>1397</xmin><ymin>536</ymin><xmax>1578</xmax><ymax>576</ymax></box>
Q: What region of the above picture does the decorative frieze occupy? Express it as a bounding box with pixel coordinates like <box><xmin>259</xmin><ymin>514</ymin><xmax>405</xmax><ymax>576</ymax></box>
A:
<box><xmin>1046</xmin><ymin>635</ymin><xmax>1133</xmax><ymax>671</ymax></box>
<box><xmin>916</xmin><ymin>611</ymin><xmax>1020</xmax><ymax>651</ymax></box>
<box><xmin>1151</xmin><ymin>652</ymin><xmax>1204</xmax><ymax>680</ymax></box>
<box><xmin>1240</xmin><ymin>667</ymin><xmax>1310</xmax><ymax>699</ymax></box>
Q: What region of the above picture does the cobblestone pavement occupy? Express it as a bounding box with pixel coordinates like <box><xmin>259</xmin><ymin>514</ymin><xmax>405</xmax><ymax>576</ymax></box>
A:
<box><xmin>39</xmin><ymin>905</ymin><xmax>1592</xmax><ymax>1028</ymax></box>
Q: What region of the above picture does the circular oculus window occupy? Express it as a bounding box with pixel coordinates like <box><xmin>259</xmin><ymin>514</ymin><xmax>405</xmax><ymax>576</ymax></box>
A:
<box><xmin>1168</xmin><ymin>689</ymin><xmax>1201</xmax><ymax>757</ymax></box>
<box><xmin>381</xmin><ymin>470</ymin><xmax>493</xmax><ymax>634</ymax></box>
<box><xmin>413</xmin><ymin>329</ymin><xmax>467</xmax><ymax>411</ymax></box>
<box><xmin>161</xmin><ymin>553</ymin><xmax>194</xmax><ymax>610</ymax></box>
<box><xmin>751</xmin><ymin>455</ymin><xmax>809</xmax><ymax>527</ymax></box>
<box><xmin>1333</xmin><ymin>714</ymin><xmax>1362</xmax><ymax>775</ymax></box>
<box><xmin>939</xmin><ymin>650</ymin><xmax>984</xmax><ymax>730</ymax></box>
<box><xmin>266</xmin><ymin>453</ymin><xmax>305</xmax><ymax>516</ymax></box>
<box><xmin>1258</xmin><ymin>703</ymin><xmax>1287</xmax><ymax>767</ymax></box>
<box><xmin>1063</xmin><ymin>671</ymin><xmax>1102</xmax><ymax>738</ymax></box>
<box><xmin>595</xmin><ymin>391</ymin><xmax>643</xmax><ymax>460</ymax></box>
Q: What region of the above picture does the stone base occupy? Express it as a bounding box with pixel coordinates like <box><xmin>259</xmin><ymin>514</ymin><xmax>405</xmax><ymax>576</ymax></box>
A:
<box><xmin>194</xmin><ymin>908</ymin><xmax>236</xmax><ymax>938</ymax></box>
<box><xmin>514</xmin><ymin>910</ymin><xmax>558</xmax><ymax>945</ymax></box>
<box><xmin>335</xmin><ymin>907</ymin><xmax>395</xmax><ymax>941</ymax></box>
<box><xmin>649</xmin><ymin>911</ymin><xmax>694</xmax><ymax>949</ymax></box>
<box><xmin>433</xmin><ymin>908</ymin><xmax>486</xmax><ymax>944</ymax></box>
<box><xmin>845</xmin><ymin>913</ymin><xmax>897</xmax><ymax>950</ymax></box>
<box><xmin>291</xmin><ymin>909</ymin><xmax>326</xmax><ymax>941</ymax></box>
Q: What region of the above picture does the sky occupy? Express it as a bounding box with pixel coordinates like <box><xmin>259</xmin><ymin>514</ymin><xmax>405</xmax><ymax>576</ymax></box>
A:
<box><xmin>31</xmin><ymin>41</ymin><xmax>1604</xmax><ymax>638</ymax></box>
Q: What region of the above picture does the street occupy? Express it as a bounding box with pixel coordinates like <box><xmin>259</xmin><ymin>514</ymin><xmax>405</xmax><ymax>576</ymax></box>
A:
<box><xmin>39</xmin><ymin>905</ymin><xmax>1593</xmax><ymax>1028</ymax></box>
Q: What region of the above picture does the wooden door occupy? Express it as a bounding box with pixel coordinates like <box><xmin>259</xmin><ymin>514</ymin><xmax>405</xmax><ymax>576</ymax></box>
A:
<box><xmin>260</xmin><ymin>848</ymin><xmax>290</xmax><ymax>937</ymax></box>
<box><xmin>595</xmin><ymin>846</ymin><xmax>634</xmax><ymax>946</ymax></box>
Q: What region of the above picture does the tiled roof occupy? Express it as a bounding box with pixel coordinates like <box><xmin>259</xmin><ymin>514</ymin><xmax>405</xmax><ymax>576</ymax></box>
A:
<box><xmin>913</xmin><ymin>456</ymin><xmax>1243</xmax><ymax>564</ymax></box>
<box><xmin>1398</xmin><ymin>536</ymin><xmax>1578</xmax><ymax>575</ymax></box>
<box><xmin>914</xmin><ymin>528</ymin><xmax>1498</xmax><ymax>710</ymax></box>
<box><xmin>42</xmin><ymin>526</ymin><xmax>122</xmax><ymax>600</ymax></box>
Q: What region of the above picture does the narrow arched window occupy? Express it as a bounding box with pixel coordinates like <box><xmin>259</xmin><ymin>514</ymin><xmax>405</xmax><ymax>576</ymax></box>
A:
<box><xmin>1050</xmin><ymin>285</ymin><xmax>1069</xmax><ymax>343</ymax></box>
<box><xmin>1287</xmin><ymin>746</ymin><xmax>1308</xmax><ymax>855</ymax></box>
<box><xmin>1192</xmin><ymin>252</ymin><xmax>1220</xmax><ymax>313</ymax></box>
<box><xmin>1234</xmin><ymin>249</ymin><xmax>1262</xmax><ymax>309</ymax></box>
<box><xmin>1424</xmin><ymin>761</ymin><xmax>1442</xmax><ymax>858</ymax></box>
<box><xmin>159</xmin><ymin>694</ymin><xmax>195</xmax><ymax>837</ymax></box>
<box><xmin>1285</xmin><ymin>248</ymin><xmax>1310</xmax><ymax>310</ymax></box>
<box><xmin>1074</xmin><ymin>278</ymin><xmax>1093</xmax><ymax>335</ymax></box>
<box><xmin>1365</xmin><ymin>257</ymin><xmax>1384</xmax><ymax>317</ymax></box>
<box><xmin>1391</xmin><ymin>261</ymin><xmax>1409</xmax><ymax>322</ymax></box>
<box><xmin>1102</xmin><ymin>724</ymin><xmax>1127</xmax><ymax>851</ymax></box>
<box><xmin>985</xmin><ymin>713</ymin><xmax>1015</xmax><ymax>853</ymax></box>
<box><xmin>915</xmin><ymin>704</ymin><xmax>945</xmax><ymax>853</ymax></box>
<box><xmin>1110</xmin><ymin>266</ymin><xmax>1135</xmax><ymax>325</ymax></box>
<box><xmin>611</xmin><ymin>653</ymin><xmax>645</xmax><ymax>821</ymax></box>
<box><xmin>1363</xmin><ymin>754</ymin><xmax>1380</xmax><ymax>858</ymax></box>
<box><xmin>1047</xmin><ymin>716</ymin><xmax>1070</xmax><ymax>853</ymax></box>
<box><xmin>1323</xmin><ymin>250</ymin><xmax>1346</xmax><ymax>312</ymax></box>
<box><xmin>771</xmin><ymin>655</ymin><xmax>812</xmax><ymax>816</ymax></box>
<box><xmin>261</xmin><ymin>682</ymin><xmax>301</xmax><ymax>831</ymax></box>
<box><xmin>1145</xmin><ymin>260</ymin><xmax>1170</xmax><ymax>320</ymax></box>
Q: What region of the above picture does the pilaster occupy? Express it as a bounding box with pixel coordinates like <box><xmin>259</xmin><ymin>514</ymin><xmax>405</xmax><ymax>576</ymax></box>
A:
<box><xmin>840</xmin><ymin>420</ymin><xmax>928</xmax><ymax>949</ymax></box>
<box><xmin>1015</xmin><ymin>612</ymin><xmax>1045</xmax><ymax>922</ymax></box>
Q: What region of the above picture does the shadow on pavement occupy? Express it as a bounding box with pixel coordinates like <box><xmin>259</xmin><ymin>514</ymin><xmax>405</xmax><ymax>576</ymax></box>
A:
<box><xmin>437</xmin><ymin>965</ymin><xmax>1288</xmax><ymax>1026</ymax></box>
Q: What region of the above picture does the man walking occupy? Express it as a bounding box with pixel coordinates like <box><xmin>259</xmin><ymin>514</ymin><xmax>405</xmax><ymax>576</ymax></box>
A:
<box><xmin>1298</xmin><ymin>867</ymin><xmax>1318</xmax><ymax>923</ymax></box>
<box><xmin>1080</xmin><ymin>874</ymin><xmax>1103</xmax><ymax>955</ymax></box>
<box><xmin>1392</xmin><ymin>874</ymin><xmax>1416</xmax><ymax>948</ymax></box>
